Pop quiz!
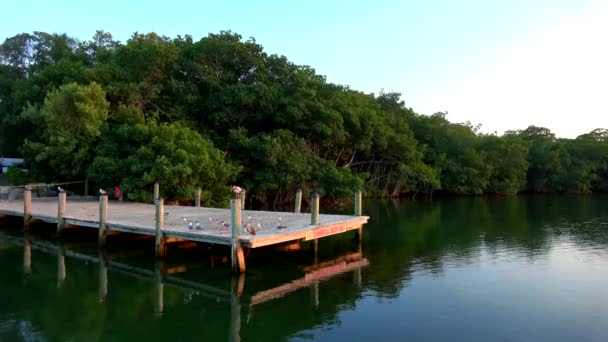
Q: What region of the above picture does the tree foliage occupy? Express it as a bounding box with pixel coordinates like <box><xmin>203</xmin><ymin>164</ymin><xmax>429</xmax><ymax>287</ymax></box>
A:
<box><xmin>0</xmin><ymin>30</ymin><xmax>607</xmax><ymax>205</ymax></box>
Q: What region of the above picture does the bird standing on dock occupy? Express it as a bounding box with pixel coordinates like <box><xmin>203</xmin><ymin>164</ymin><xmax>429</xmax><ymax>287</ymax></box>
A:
<box><xmin>99</xmin><ymin>189</ymin><xmax>107</xmax><ymax>195</ymax></box>
<box><xmin>188</xmin><ymin>222</ymin><xmax>194</xmax><ymax>230</ymax></box>
<box><xmin>57</xmin><ymin>186</ymin><xmax>65</xmax><ymax>192</ymax></box>
<box><xmin>195</xmin><ymin>221</ymin><xmax>201</xmax><ymax>230</ymax></box>
<box><xmin>244</xmin><ymin>222</ymin><xmax>256</xmax><ymax>235</ymax></box>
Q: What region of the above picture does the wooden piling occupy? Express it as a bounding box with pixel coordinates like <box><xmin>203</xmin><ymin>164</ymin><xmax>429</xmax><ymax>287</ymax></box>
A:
<box><xmin>98</xmin><ymin>194</ymin><xmax>108</xmax><ymax>246</ymax></box>
<box><xmin>239</xmin><ymin>189</ymin><xmax>246</xmax><ymax>210</ymax></box>
<box><xmin>294</xmin><ymin>189</ymin><xmax>302</xmax><ymax>214</ymax></box>
<box><xmin>195</xmin><ymin>187</ymin><xmax>201</xmax><ymax>208</ymax></box>
<box><xmin>155</xmin><ymin>198</ymin><xmax>166</xmax><ymax>257</ymax></box>
<box><xmin>311</xmin><ymin>192</ymin><xmax>319</xmax><ymax>225</ymax></box>
<box><xmin>354</xmin><ymin>189</ymin><xmax>362</xmax><ymax>216</ymax></box>
<box><xmin>154</xmin><ymin>183</ymin><xmax>159</xmax><ymax>203</ymax></box>
<box><xmin>84</xmin><ymin>179</ymin><xmax>89</xmax><ymax>197</ymax></box>
<box><xmin>231</xmin><ymin>199</ymin><xmax>245</xmax><ymax>272</ymax></box>
<box><xmin>23</xmin><ymin>189</ymin><xmax>32</xmax><ymax>229</ymax></box>
<box><xmin>56</xmin><ymin>191</ymin><xmax>66</xmax><ymax>236</ymax></box>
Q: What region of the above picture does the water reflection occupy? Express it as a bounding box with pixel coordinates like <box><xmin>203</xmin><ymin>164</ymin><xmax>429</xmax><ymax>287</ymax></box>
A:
<box><xmin>0</xmin><ymin>195</ymin><xmax>607</xmax><ymax>341</ymax></box>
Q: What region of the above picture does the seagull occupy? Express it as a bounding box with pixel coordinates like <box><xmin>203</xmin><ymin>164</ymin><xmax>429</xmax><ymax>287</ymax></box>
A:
<box><xmin>99</xmin><ymin>189</ymin><xmax>107</xmax><ymax>195</ymax></box>
<box><xmin>257</xmin><ymin>223</ymin><xmax>263</xmax><ymax>231</ymax></box>
<box><xmin>25</xmin><ymin>185</ymin><xmax>32</xmax><ymax>191</ymax></box>
<box><xmin>208</xmin><ymin>217</ymin><xmax>214</xmax><ymax>222</ymax></box>
<box><xmin>277</xmin><ymin>225</ymin><xmax>287</xmax><ymax>230</ymax></box>
<box><xmin>245</xmin><ymin>223</ymin><xmax>256</xmax><ymax>235</ymax></box>
<box><xmin>247</xmin><ymin>215</ymin><xmax>252</xmax><ymax>221</ymax></box>
<box><xmin>188</xmin><ymin>222</ymin><xmax>194</xmax><ymax>230</ymax></box>
<box><xmin>57</xmin><ymin>186</ymin><xmax>65</xmax><ymax>192</ymax></box>
<box><xmin>195</xmin><ymin>221</ymin><xmax>201</xmax><ymax>230</ymax></box>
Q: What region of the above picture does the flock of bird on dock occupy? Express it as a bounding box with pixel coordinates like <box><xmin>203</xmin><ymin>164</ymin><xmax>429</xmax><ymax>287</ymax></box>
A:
<box><xmin>94</xmin><ymin>185</ymin><xmax>290</xmax><ymax>235</ymax></box>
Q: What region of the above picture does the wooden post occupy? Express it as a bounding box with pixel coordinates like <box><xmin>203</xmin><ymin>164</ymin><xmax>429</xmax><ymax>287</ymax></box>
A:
<box><xmin>99</xmin><ymin>252</ymin><xmax>108</xmax><ymax>303</ymax></box>
<box><xmin>57</xmin><ymin>242</ymin><xmax>66</xmax><ymax>288</ymax></box>
<box><xmin>84</xmin><ymin>179</ymin><xmax>89</xmax><ymax>197</ymax></box>
<box><xmin>311</xmin><ymin>192</ymin><xmax>319</xmax><ymax>225</ymax></box>
<box><xmin>294</xmin><ymin>189</ymin><xmax>302</xmax><ymax>214</ymax></box>
<box><xmin>56</xmin><ymin>191</ymin><xmax>66</xmax><ymax>236</ymax></box>
<box><xmin>195</xmin><ymin>187</ymin><xmax>201</xmax><ymax>207</ymax></box>
<box><xmin>155</xmin><ymin>198</ymin><xmax>166</xmax><ymax>257</ymax></box>
<box><xmin>231</xmin><ymin>199</ymin><xmax>245</xmax><ymax>272</ymax></box>
<box><xmin>354</xmin><ymin>189</ymin><xmax>362</xmax><ymax>216</ymax></box>
<box><xmin>239</xmin><ymin>189</ymin><xmax>246</xmax><ymax>210</ymax></box>
<box><xmin>98</xmin><ymin>194</ymin><xmax>108</xmax><ymax>246</ymax></box>
<box><xmin>311</xmin><ymin>281</ymin><xmax>319</xmax><ymax>307</ymax></box>
<box><xmin>154</xmin><ymin>182</ymin><xmax>159</xmax><ymax>203</ymax></box>
<box><xmin>23</xmin><ymin>188</ymin><xmax>32</xmax><ymax>229</ymax></box>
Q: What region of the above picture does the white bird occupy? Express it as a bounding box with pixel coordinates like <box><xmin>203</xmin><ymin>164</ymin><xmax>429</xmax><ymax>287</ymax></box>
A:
<box><xmin>247</xmin><ymin>215</ymin><xmax>252</xmax><ymax>221</ymax></box>
<box><xmin>188</xmin><ymin>222</ymin><xmax>194</xmax><ymax>230</ymax></box>
<box><xmin>99</xmin><ymin>189</ymin><xmax>107</xmax><ymax>195</ymax></box>
<box><xmin>195</xmin><ymin>221</ymin><xmax>201</xmax><ymax>230</ymax></box>
<box><xmin>231</xmin><ymin>185</ymin><xmax>243</xmax><ymax>194</ymax></box>
<box><xmin>57</xmin><ymin>186</ymin><xmax>65</xmax><ymax>192</ymax></box>
<box><xmin>25</xmin><ymin>185</ymin><xmax>32</xmax><ymax>191</ymax></box>
<box><xmin>208</xmin><ymin>217</ymin><xmax>214</xmax><ymax>222</ymax></box>
<box><xmin>257</xmin><ymin>223</ymin><xmax>263</xmax><ymax>230</ymax></box>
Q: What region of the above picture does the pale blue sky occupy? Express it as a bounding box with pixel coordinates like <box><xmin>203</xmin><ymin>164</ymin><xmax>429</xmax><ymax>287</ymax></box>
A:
<box><xmin>1</xmin><ymin>0</ymin><xmax>605</xmax><ymax>137</ymax></box>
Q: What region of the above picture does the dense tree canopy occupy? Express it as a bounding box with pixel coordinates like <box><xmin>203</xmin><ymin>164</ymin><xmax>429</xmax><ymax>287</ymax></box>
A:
<box><xmin>1</xmin><ymin>30</ymin><xmax>606</xmax><ymax>205</ymax></box>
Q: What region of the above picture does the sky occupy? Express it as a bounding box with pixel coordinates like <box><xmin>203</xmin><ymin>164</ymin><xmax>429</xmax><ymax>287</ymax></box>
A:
<box><xmin>1</xmin><ymin>0</ymin><xmax>606</xmax><ymax>138</ymax></box>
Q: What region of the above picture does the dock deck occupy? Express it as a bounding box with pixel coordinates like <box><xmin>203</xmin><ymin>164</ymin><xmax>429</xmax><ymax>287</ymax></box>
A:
<box><xmin>0</xmin><ymin>197</ymin><xmax>368</xmax><ymax>249</ymax></box>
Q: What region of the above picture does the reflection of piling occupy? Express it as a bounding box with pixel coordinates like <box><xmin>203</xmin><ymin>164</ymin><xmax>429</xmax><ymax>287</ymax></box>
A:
<box><xmin>24</xmin><ymin>189</ymin><xmax>32</xmax><ymax>229</ymax></box>
<box><xmin>99</xmin><ymin>252</ymin><xmax>108</xmax><ymax>303</ymax></box>
<box><xmin>23</xmin><ymin>237</ymin><xmax>31</xmax><ymax>274</ymax></box>
<box><xmin>310</xmin><ymin>282</ymin><xmax>319</xmax><ymax>308</ymax></box>
<box><xmin>230</xmin><ymin>275</ymin><xmax>243</xmax><ymax>342</ymax></box>
<box><xmin>56</xmin><ymin>191</ymin><xmax>67</xmax><ymax>236</ymax></box>
<box><xmin>154</xmin><ymin>261</ymin><xmax>164</xmax><ymax>317</ymax></box>
<box><xmin>57</xmin><ymin>243</ymin><xmax>66</xmax><ymax>288</ymax></box>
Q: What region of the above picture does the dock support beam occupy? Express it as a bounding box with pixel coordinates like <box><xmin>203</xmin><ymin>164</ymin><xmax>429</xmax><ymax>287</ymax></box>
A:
<box><xmin>195</xmin><ymin>187</ymin><xmax>201</xmax><ymax>207</ymax></box>
<box><xmin>24</xmin><ymin>188</ymin><xmax>32</xmax><ymax>229</ymax></box>
<box><xmin>311</xmin><ymin>193</ymin><xmax>319</xmax><ymax>225</ymax></box>
<box><xmin>294</xmin><ymin>189</ymin><xmax>302</xmax><ymax>214</ymax></box>
<box><xmin>56</xmin><ymin>191</ymin><xmax>66</xmax><ymax>236</ymax></box>
<box><xmin>155</xmin><ymin>198</ymin><xmax>166</xmax><ymax>257</ymax></box>
<box><xmin>231</xmin><ymin>199</ymin><xmax>246</xmax><ymax>272</ymax></box>
<box><xmin>154</xmin><ymin>182</ymin><xmax>159</xmax><ymax>203</ymax></box>
<box><xmin>98</xmin><ymin>194</ymin><xmax>108</xmax><ymax>246</ymax></box>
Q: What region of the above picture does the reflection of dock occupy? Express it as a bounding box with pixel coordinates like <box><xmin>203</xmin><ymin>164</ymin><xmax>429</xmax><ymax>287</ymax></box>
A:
<box><xmin>2</xmin><ymin>234</ymin><xmax>368</xmax><ymax>308</ymax></box>
<box><xmin>0</xmin><ymin>190</ymin><xmax>368</xmax><ymax>271</ymax></box>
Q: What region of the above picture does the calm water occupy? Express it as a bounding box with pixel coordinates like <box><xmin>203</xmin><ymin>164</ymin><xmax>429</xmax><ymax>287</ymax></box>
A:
<box><xmin>1</xmin><ymin>195</ymin><xmax>607</xmax><ymax>341</ymax></box>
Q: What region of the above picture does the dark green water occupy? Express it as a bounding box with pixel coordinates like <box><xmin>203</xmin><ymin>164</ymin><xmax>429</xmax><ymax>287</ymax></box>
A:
<box><xmin>1</xmin><ymin>196</ymin><xmax>607</xmax><ymax>341</ymax></box>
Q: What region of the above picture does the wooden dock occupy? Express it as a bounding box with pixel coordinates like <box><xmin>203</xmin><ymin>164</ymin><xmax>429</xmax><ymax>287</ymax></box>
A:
<box><xmin>0</xmin><ymin>189</ymin><xmax>368</xmax><ymax>272</ymax></box>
